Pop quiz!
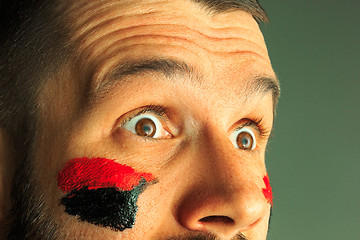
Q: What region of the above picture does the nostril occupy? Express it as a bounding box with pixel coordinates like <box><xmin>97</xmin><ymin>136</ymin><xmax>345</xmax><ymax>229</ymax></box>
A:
<box><xmin>199</xmin><ymin>215</ymin><xmax>234</xmax><ymax>224</ymax></box>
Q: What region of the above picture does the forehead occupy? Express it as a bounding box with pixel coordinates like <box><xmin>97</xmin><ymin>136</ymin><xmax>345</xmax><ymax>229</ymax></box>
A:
<box><xmin>56</xmin><ymin>0</ymin><xmax>276</xmax><ymax>108</ymax></box>
<box><xmin>64</xmin><ymin>0</ymin><xmax>266</xmax><ymax>38</ymax></box>
<box><xmin>62</xmin><ymin>1</ymin><xmax>271</xmax><ymax>62</ymax></box>
<box><xmin>64</xmin><ymin>0</ymin><xmax>268</xmax><ymax>50</ymax></box>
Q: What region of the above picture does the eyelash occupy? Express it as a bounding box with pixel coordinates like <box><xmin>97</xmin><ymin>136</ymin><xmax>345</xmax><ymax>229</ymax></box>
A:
<box><xmin>237</xmin><ymin>117</ymin><xmax>271</xmax><ymax>140</ymax></box>
<box><xmin>120</xmin><ymin>104</ymin><xmax>168</xmax><ymax>126</ymax></box>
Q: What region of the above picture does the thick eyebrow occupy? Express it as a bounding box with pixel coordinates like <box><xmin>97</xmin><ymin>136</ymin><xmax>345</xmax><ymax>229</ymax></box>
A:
<box><xmin>87</xmin><ymin>58</ymin><xmax>201</xmax><ymax>106</ymax></box>
<box><xmin>108</xmin><ymin>58</ymin><xmax>200</xmax><ymax>83</ymax></box>
<box><xmin>88</xmin><ymin>58</ymin><xmax>280</xmax><ymax>110</ymax></box>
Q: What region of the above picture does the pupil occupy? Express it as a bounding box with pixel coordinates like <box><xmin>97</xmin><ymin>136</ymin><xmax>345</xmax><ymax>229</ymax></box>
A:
<box><xmin>142</xmin><ymin>124</ymin><xmax>153</xmax><ymax>135</ymax></box>
<box><xmin>242</xmin><ymin>137</ymin><xmax>249</xmax><ymax>147</ymax></box>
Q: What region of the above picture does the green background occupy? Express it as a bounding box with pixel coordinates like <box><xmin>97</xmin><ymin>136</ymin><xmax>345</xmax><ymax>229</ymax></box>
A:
<box><xmin>260</xmin><ymin>0</ymin><xmax>360</xmax><ymax>239</ymax></box>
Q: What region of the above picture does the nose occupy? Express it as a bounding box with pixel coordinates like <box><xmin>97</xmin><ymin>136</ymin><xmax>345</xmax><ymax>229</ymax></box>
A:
<box><xmin>176</xmin><ymin>134</ymin><xmax>268</xmax><ymax>236</ymax></box>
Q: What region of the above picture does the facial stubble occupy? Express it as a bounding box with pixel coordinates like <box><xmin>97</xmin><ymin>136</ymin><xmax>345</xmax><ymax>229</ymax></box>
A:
<box><xmin>4</xmin><ymin>154</ymin><xmax>61</xmax><ymax>240</ymax></box>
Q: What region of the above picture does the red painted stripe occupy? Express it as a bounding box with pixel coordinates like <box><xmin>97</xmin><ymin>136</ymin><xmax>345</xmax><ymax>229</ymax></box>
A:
<box><xmin>262</xmin><ymin>173</ymin><xmax>273</xmax><ymax>206</ymax></box>
<box><xmin>58</xmin><ymin>157</ymin><xmax>155</xmax><ymax>192</ymax></box>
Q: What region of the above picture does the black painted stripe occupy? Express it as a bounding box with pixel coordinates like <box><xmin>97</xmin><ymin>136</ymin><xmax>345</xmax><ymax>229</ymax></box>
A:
<box><xmin>61</xmin><ymin>181</ymin><xmax>146</xmax><ymax>232</ymax></box>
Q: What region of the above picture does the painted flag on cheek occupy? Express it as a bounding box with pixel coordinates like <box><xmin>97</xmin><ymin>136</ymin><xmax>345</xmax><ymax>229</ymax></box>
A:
<box><xmin>262</xmin><ymin>173</ymin><xmax>273</xmax><ymax>206</ymax></box>
<box><xmin>57</xmin><ymin>157</ymin><xmax>156</xmax><ymax>232</ymax></box>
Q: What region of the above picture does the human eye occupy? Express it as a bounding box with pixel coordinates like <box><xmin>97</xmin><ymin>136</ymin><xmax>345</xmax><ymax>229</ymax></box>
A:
<box><xmin>229</xmin><ymin>126</ymin><xmax>257</xmax><ymax>150</ymax></box>
<box><xmin>228</xmin><ymin>119</ymin><xmax>269</xmax><ymax>151</ymax></box>
<box><xmin>122</xmin><ymin>105</ymin><xmax>172</xmax><ymax>139</ymax></box>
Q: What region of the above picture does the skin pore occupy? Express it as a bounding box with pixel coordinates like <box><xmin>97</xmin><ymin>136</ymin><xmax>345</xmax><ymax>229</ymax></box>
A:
<box><xmin>6</xmin><ymin>0</ymin><xmax>278</xmax><ymax>239</ymax></box>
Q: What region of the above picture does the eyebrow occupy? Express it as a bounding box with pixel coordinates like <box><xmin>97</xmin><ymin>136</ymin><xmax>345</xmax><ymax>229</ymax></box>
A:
<box><xmin>247</xmin><ymin>75</ymin><xmax>280</xmax><ymax>113</ymax></box>
<box><xmin>88</xmin><ymin>58</ymin><xmax>280</xmax><ymax>110</ymax></box>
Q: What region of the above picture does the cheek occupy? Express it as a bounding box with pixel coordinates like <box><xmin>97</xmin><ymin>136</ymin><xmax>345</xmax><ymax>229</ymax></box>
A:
<box><xmin>57</xmin><ymin>157</ymin><xmax>156</xmax><ymax>232</ymax></box>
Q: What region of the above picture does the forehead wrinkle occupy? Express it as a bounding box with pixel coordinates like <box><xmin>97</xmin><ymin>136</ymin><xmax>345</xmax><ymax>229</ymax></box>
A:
<box><xmin>70</xmin><ymin>11</ymin><xmax>266</xmax><ymax>49</ymax></box>
<box><xmin>64</xmin><ymin>0</ymin><xmax>162</xmax><ymax>25</ymax></box>
<box><xmin>70</xmin><ymin>11</ymin><xmax>162</xmax><ymax>44</ymax></box>
<box><xmin>77</xmin><ymin>34</ymin><xmax>267</xmax><ymax>70</ymax></box>
<box><xmin>64</xmin><ymin>1</ymin><xmax>267</xmax><ymax>49</ymax></box>
<box><xmin>64</xmin><ymin>0</ymin><xmax>170</xmax><ymax>40</ymax></box>
<box><xmin>69</xmin><ymin>7</ymin><xmax>264</xmax><ymax>43</ymax></box>
<box><xmin>72</xmin><ymin>23</ymin><xmax>269</xmax><ymax>78</ymax></box>
<box><xmin>62</xmin><ymin>0</ymin><xmax>125</xmax><ymax>37</ymax></box>
<box><xmin>75</xmin><ymin>23</ymin><xmax>268</xmax><ymax>60</ymax></box>
<box><xmin>64</xmin><ymin>1</ymin><xmax>270</xmax><ymax>75</ymax></box>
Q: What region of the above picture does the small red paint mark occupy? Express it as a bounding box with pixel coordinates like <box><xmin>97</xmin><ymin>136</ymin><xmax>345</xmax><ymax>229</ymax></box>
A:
<box><xmin>262</xmin><ymin>173</ymin><xmax>273</xmax><ymax>206</ymax></box>
<box><xmin>57</xmin><ymin>157</ymin><xmax>155</xmax><ymax>192</ymax></box>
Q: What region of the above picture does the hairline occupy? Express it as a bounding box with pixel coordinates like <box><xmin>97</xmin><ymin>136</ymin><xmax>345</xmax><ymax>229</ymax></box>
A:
<box><xmin>191</xmin><ymin>0</ymin><xmax>269</xmax><ymax>23</ymax></box>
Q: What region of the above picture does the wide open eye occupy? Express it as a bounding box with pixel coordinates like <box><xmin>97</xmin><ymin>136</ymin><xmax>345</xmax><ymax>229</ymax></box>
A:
<box><xmin>229</xmin><ymin>127</ymin><xmax>256</xmax><ymax>150</ymax></box>
<box><xmin>123</xmin><ymin>113</ymin><xmax>171</xmax><ymax>139</ymax></box>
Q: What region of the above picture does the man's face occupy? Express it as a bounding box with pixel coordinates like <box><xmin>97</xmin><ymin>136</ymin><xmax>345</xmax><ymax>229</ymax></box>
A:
<box><xmin>28</xmin><ymin>0</ymin><xmax>277</xmax><ymax>239</ymax></box>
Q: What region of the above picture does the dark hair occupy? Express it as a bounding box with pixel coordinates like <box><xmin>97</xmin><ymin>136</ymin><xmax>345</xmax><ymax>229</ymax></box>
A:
<box><xmin>0</xmin><ymin>1</ymin><xmax>70</xmax><ymax>159</ymax></box>
<box><xmin>0</xmin><ymin>0</ymin><xmax>268</xmax><ymax>152</ymax></box>
<box><xmin>193</xmin><ymin>0</ymin><xmax>268</xmax><ymax>22</ymax></box>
